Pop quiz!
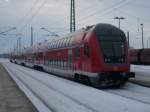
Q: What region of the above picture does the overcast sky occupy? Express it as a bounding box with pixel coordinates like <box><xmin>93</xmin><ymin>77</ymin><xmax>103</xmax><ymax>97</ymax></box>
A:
<box><xmin>0</xmin><ymin>0</ymin><xmax>150</xmax><ymax>53</ymax></box>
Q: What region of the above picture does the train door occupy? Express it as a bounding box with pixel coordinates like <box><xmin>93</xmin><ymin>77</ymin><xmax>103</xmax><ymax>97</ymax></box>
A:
<box><xmin>75</xmin><ymin>46</ymin><xmax>82</xmax><ymax>70</ymax></box>
<box><xmin>68</xmin><ymin>49</ymin><xmax>72</xmax><ymax>70</ymax></box>
<box><xmin>82</xmin><ymin>44</ymin><xmax>90</xmax><ymax>71</ymax></box>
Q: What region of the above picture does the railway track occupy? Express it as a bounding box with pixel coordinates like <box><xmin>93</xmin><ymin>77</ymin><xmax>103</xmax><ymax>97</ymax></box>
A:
<box><xmin>2</xmin><ymin>60</ymin><xmax>150</xmax><ymax>112</ymax></box>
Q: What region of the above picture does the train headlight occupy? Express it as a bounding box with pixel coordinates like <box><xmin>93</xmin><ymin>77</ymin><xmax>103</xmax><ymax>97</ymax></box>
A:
<box><xmin>105</xmin><ymin>58</ymin><xmax>110</xmax><ymax>62</ymax></box>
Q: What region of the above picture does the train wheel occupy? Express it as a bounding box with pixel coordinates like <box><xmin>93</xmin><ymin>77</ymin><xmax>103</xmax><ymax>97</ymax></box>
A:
<box><xmin>110</xmin><ymin>79</ymin><xmax>127</xmax><ymax>88</ymax></box>
<box><xmin>74</xmin><ymin>74</ymin><xmax>91</xmax><ymax>86</ymax></box>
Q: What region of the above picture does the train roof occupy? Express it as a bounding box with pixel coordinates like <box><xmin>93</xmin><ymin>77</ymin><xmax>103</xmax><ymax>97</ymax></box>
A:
<box><xmin>92</xmin><ymin>23</ymin><xmax>125</xmax><ymax>36</ymax></box>
<box><xmin>13</xmin><ymin>23</ymin><xmax>126</xmax><ymax>55</ymax></box>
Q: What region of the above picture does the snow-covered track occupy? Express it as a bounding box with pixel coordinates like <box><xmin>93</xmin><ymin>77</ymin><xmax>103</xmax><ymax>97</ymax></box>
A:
<box><xmin>1</xmin><ymin>60</ymin><xmax>150</xmax><ymax>112</ymax></box>
<box><xmin>3</xmin><ymin>63</ymin><xmax>97</xmax><ymax>112</ymax></box>
<box><xmin>104</xmin><ymin>83</ymin><xmax>150</xmax><ymax>105</ymax></box>
<box><xmin>6</xmin><ymin>63</ymin><xmax>99</xmax><ymax>112</ymax></box>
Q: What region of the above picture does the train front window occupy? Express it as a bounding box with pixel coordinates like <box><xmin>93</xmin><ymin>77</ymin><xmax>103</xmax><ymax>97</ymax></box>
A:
<box><xmin>99</xmin><ymin>38</ymin><xmax>125</xmax><ymax>63</ymax></box>
<box><xmin>100</xmin><ymin>40</ymin><xmax>125</xmax><ymax>57</ymax></box>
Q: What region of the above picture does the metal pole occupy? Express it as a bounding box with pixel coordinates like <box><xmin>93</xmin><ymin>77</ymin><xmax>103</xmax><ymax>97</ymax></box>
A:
<box><xmin>119</xmin><ymin>19</ymin><xmax>120</xmax><ymax>29</ymax></box>
<box><xmin>147</xmin><ymin>39</ymin><xmax>148</xmax><ymax>48</ymax></box>
<box><xmin>147</xmin><ymin>37</ymin><xmax>150</xmax><ymax>48</ymax></box>
<box><xmin>31</xmin><ymin>26</ymin><xmax>33</xmax><ymax>46</ymax></box>
<box><xmin>17</xmin><ymin>39</ymin><xmax>19</xmax><ymax>52</ymax></box>
<box><xmin>141</xmin><ymin>24</ymin><xmax>144</xmax><ymax>49</ymax></box>
<box><xmin>19</xmin><ymin>37</ymin><xmax>21</xmax><ymax>51</ymax></box>
<box><xmin>127</xmin><ymin>31</ymin><xmax>129</xmax><ymax>47</ymax></box>
<box><xmin>70</xmin><ymin>0</ymin><xmax>75</xmax><ymax>32</ymax></box>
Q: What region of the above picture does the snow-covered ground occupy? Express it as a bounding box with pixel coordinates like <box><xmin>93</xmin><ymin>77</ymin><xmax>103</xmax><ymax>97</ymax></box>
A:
<box><xmin>130</xmin><ymin>65</ymin><xmax>150</xmax><ymax>86</ymax></box>
<box><xmin>131</xmin><ymin>65</ymin><xmax>150</xmax><ymax>76</ymax></box>
<box><xmin>1</xmin><ymin>59</ymin><xmax>150</xmax><ymax>112</ymax></box>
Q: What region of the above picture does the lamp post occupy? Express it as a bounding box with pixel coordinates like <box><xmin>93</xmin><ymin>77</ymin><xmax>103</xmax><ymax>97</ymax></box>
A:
<box><xmin>114</xmin><ymin>17</ymin><xmax>125</xmax><ymax>29</ymax></box>
<box><xmin>140</xmin><ymin>24</ymin><xmax>144</xmax><ymax>49</ymax></box>
<box><xmin>0</xmin><ymin>27</ymin><xmax>16</xmax><ymax>35</ymax></box>
<box><xmin>41</xmin><ymin>27</ymin><xmax>59</xmax><ymax>37</ymax></box>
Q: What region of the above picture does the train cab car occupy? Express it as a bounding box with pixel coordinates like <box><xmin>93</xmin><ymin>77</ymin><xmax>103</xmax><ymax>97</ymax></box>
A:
<box><xmin>72</xmin><ymin>24</ymin><xmax>135</xmax><ymax>87</ymax></box>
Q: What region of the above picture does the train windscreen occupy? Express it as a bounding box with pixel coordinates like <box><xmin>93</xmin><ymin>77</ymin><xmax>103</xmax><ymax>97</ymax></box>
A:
<box><xmin>99</xmin><ymin>38</ymin><xmax>126</xmax><ymax>63</ymax></box>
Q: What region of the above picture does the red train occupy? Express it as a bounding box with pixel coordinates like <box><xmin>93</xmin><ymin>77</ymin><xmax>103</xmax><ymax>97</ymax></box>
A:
<box><xmin>129</xmin><ymin>48</ymin><xmax>150</xmax><ymax>65</ymax></box>
<box><xmin>10</xmin><ymin>23</ymin><xmax>135</xmax><ymax>87</ymax></box>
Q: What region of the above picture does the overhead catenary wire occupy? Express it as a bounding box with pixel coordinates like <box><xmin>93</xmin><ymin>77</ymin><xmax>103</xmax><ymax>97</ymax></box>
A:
<box><xmin>16</xmin><ymin>0</ymin><xmax>40</xmax><ymax>28</ymax></box>
<box><xmin>77</xmin><ymin>0</ymin><xmax>130</xmax><ymax>25</ymax></box>
<box><xmin>19</xmin><ymin>0</ymin><xmax>48</xmax><ymax>32</ymax></box>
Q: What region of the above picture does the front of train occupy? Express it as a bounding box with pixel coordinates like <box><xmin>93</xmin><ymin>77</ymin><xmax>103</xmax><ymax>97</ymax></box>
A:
<box><xmin>92</xmin><ymin>23</ymin><xmax>135</xmax><ymax>87</ymax></box>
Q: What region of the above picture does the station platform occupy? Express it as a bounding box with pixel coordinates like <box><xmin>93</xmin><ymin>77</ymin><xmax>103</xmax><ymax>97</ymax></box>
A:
<box><xmin>0</xmin><ymin>64</ymin><xmax>37</xmax><ymax>112</ymax></box>
<box><xmin>130</xmin><ymin>74</ymin><xmax>150</xmax><ymax>87</ymax></box>
<box><xmin>130</xmin><ymin>65</ymin><xmax>150</xmax><ymax>87</ymax></box>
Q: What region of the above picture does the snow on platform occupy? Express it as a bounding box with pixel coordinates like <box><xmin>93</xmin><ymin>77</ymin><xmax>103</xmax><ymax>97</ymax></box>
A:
<box><xmin>1</xmin><ymin>59</ymin><xmax>150</xmax><ymax>112</ymax></box>
<box><xmin>131</xmin><ymin>65</ymin><xmax>150</xmax><ymax>87</ymax></box>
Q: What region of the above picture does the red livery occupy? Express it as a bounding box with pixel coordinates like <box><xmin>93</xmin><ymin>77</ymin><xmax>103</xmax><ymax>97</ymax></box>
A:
<box><xmin>10</xmin><ymin>23</ymin><xmax>135</xmax><ymax>87</ymax></box>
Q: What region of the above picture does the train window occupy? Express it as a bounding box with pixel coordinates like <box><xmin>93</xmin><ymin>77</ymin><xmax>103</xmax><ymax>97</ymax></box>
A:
<box><xmin>66</xmin><ymin>38</ymin><xmax>70</xmax><ymax>47</ymax></box>
<box><xmin>59</xmin><ymin>60</ymin><xmax>61</xmax><ymax>66</ymax></box>
<box><xmin>58</xmin><ymin>40</ymin><xmax>61</xmax><ymax>48</ymax></box>
<box><xmin>53</xmin><ymin>42</ymin><xmax>55</xmax><ymax>48</ymax></box>
<box><xmin>68</xmin><ymin>38</ymin><xmax>71</xmax><ymax>47</ymax></box>
<box><xmin>48</xmin><ymin>60</ymin><xmax>50</xmax><ymax>65</ymax></box>
<box><xmin>57</xmin><ymin>59</ymin><xmax>59</xmax><ymax>66</ymax></box>
<box><xmin>56</xmin><ymin>41</ymin><xmax>59</xmax><ymax>48</ymax></box>
<box><xmin>50</xmin><ymin>60</ymin><xmax>51</xmax><ymax>65</ymax></box>
<box><xmin>57</xmin><ymin>40</ymin><xmax>60</xmax><ymax>48</ymax></box>
<box><xmin>50</xmin><ymin>42</ymin><xmax>53</xmax><ymax>48</ymax></box>
<box><xmin>49</xmin><ymin>60</ymin><xmax>51</xmax><ymax>65</ymax></box>
<box><xmin>55</xmin><ymin>41</ymin><xmax>57</xmax><ymax>48</ymax></box>
<box><xmin>65</xmin><ymin>38</ymin><xmax>68</xmax><ymax>47</ymax></box>
<box><xmin>48</xmin><ymin>60</ymin><xmax>49</xmax><ymax>65</ymax></box>
<box><xmin>55</xmin><ymin>60</ymin><xmax>57</xmax><ymax>66</ymax></box>
<box><xmin>64</xmin><ymin>38</ymin><xmax>67</xmax><ymax>47</ymax></box>
<box><xmin>61</xmin><ymin>60</ymin><xmax>63</xmax><ymax>67</ymax></box>
<box><xmin>48</xmin><ymin>43</ymin><xmax>50</xmax><ymax>49</ymax></box>
<box><xmin>51</xmin><ymin>43</ymin><xmax>54</xmax><ymax>48</ymax></box>
<box><xmin>69</xmin><ymin>37</ymin><xmax>73</xmax><ymax>46</ymax></box>
<box><xmin>84</xmin><ymin>44</ymin><xmax>90</xmax><ymax>56</ymax></box>
<box><xmin>64</xmin><ymin>38</ymin><xmax>68</xmax><ymax>47</ymax></box>
<box><xmin>55</xmin><ymin>41</ymin><xmax>58</xmax><ymax>48</ymax></box>
<box><xmin>75</xmin><ymin>47</ymin><xmax>80</xmax><ymax>57</ymax></box>
<box><xmin>50</xmin><ymin>43</ymin><xmax>52</xmax><ymax>48</ymax></box>
<box><xmin>52</xmin><ymin>60</ymin><xmax>54</xmax><ymax>65</ymax></box>
<box><xmin>54</xmin><ymin>41</ymin><xmax>57</xmax><ymax>48</ymax></box>
<box><xmin>63</xmin><ymin>38</ymin><xmax>66</xmax><ymax>47</ymax></box>
<box><xmin>61</xmin><ymin>39</ymin><xmax>65</xmax><ymax>47</ymax></box>
<box><xmin>60</xmin><ymin>39</ymin><xmax>63</xmax><ymax>48</ymax></box>
<box><xmin>49</xmin><ymin>43</ymin><xmax>51</xmax><ymax>49</ymax></box>
<box><xmin>53</xmin><ymin>60</ymin><xmax>55</xmax><ymax>65</ymax></box>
